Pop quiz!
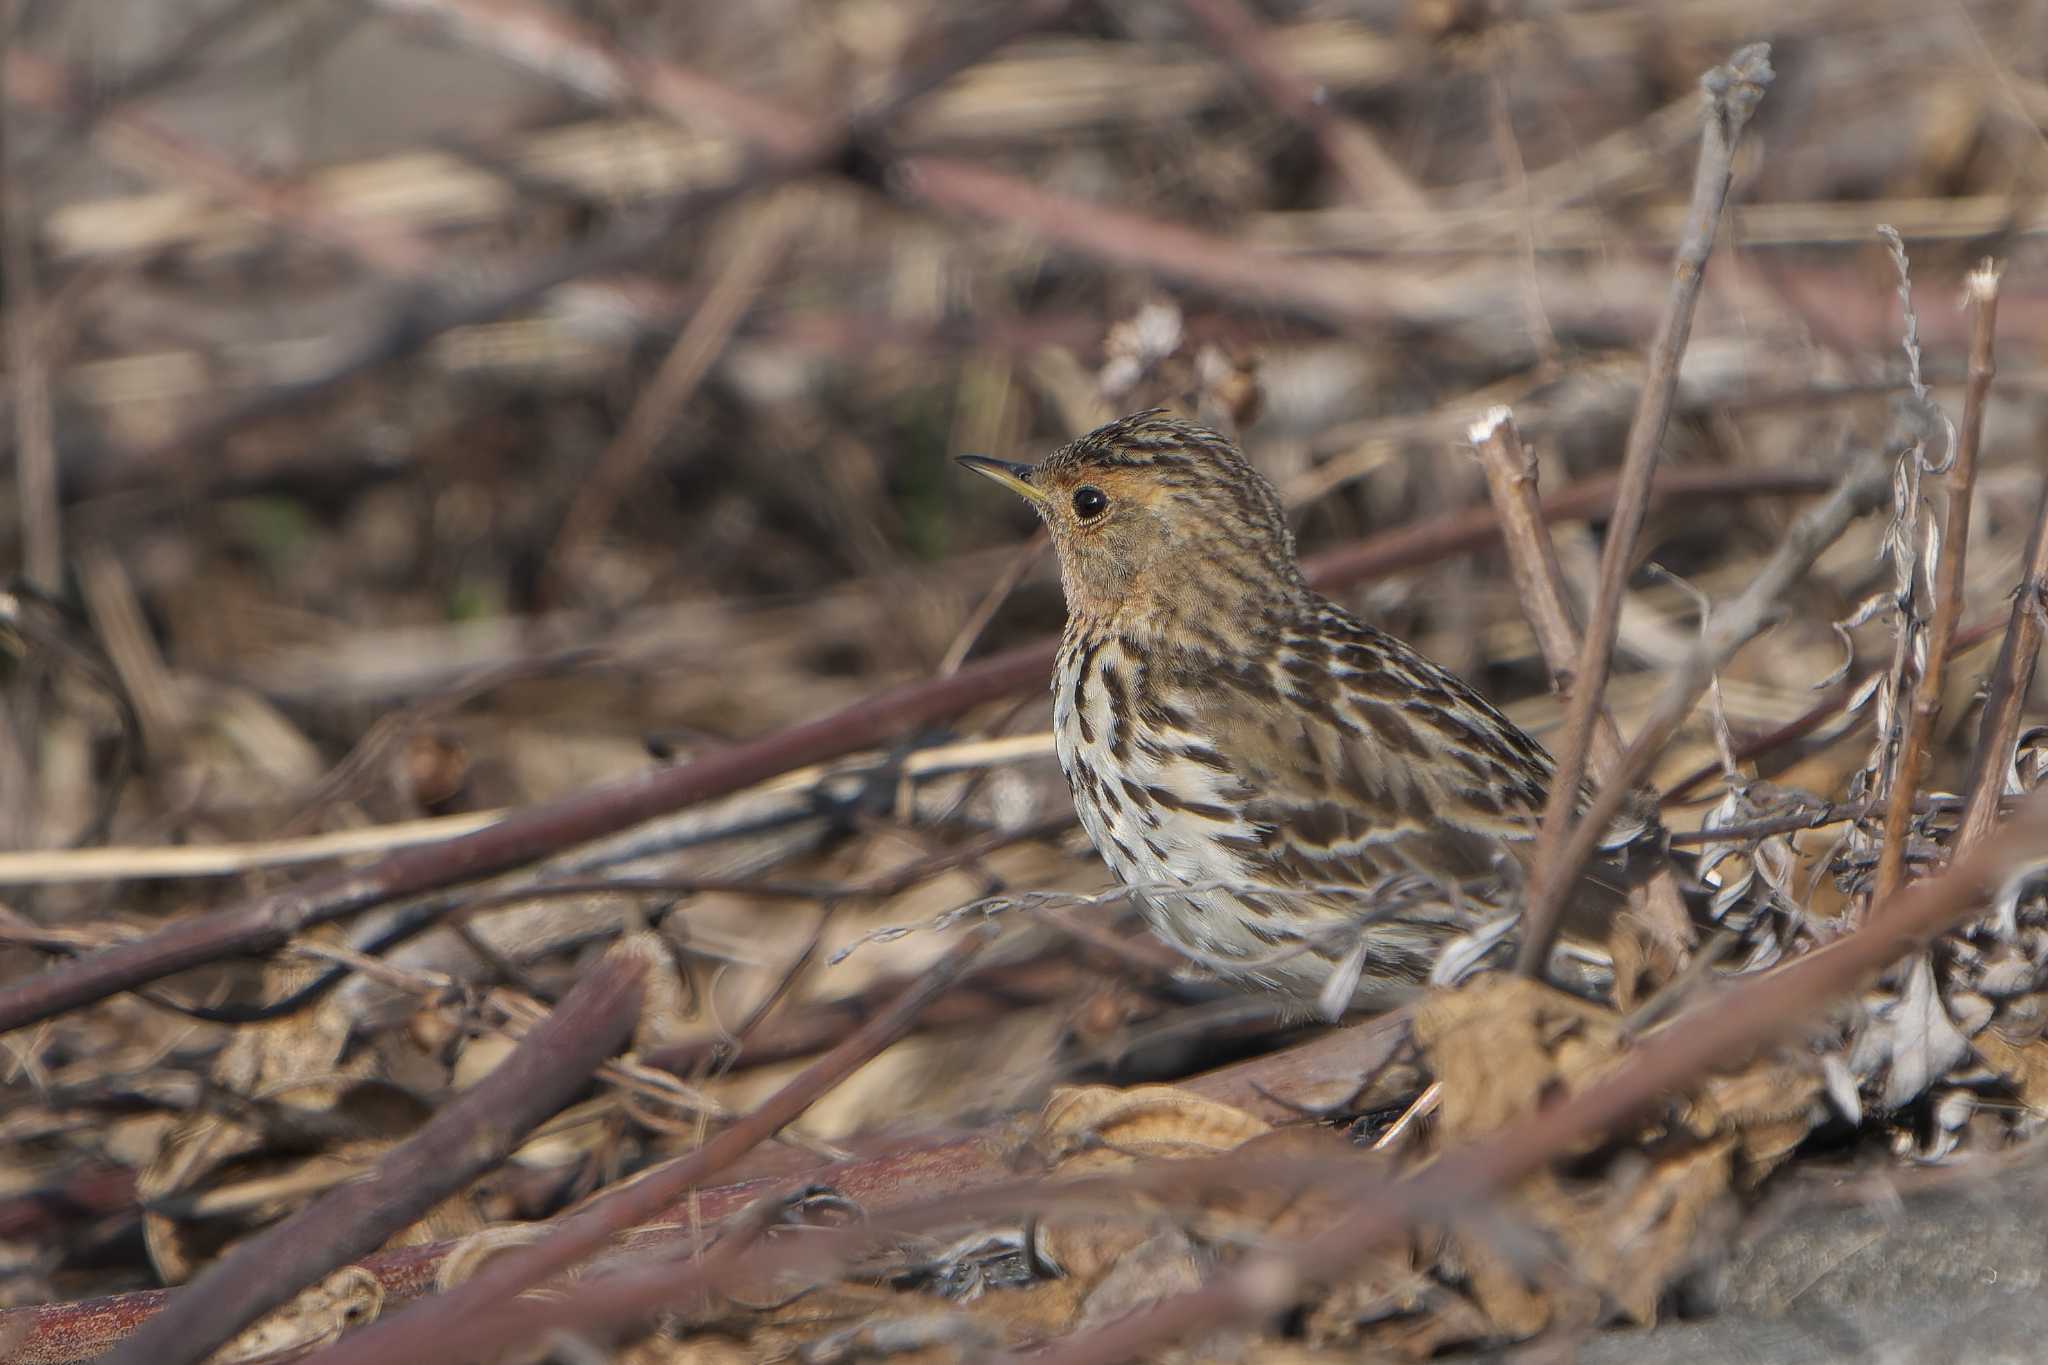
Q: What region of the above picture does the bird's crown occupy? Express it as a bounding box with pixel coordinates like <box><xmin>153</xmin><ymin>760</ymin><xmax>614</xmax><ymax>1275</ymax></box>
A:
<box><xmin>1039</xmin><ymin>408</ymin><xmax>1241</xmax><ymax>473</ymax></box>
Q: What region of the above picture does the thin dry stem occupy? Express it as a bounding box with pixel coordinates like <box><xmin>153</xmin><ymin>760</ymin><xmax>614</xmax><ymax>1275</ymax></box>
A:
<box><xmin>1470</xmin><ymin>406</ymin><xmax>1692</xmax><ymax>949</ymax></box>
<box><xmin>1519</xmin><ymin>43</ymin><xmax>1774</xmax><ymax>974</ymax></box>
<box><xmin>1955</xmin><ymin>269</ymin><xmax>2034</xmax><ymax>856</ymax></box>
<box><xmin>1871</xmin><ymin>258</ymin><xmax>1999</xmax><ymax>899</ymax></box>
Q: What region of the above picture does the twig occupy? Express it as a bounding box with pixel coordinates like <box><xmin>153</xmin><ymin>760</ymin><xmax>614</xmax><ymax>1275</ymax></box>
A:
<box><xmin>1949</xmin><ymin>266</ymin><xmax>2015</xmax><ymax>859</ymax></box>
<box><xmin>1658</xmin><ymin>614</ymin><xmax>2007</xmax><ymax>804</ymax></box>
<box><xmin>1871</xmin><ymin>260</ymin><xmax>1998</xmax><ymax>899</ymax></box>
<box><xmin>1957</xmin><ymin>508</ymin><xmax>2048</xmax><ymax>855</ymax></box>
<box><xmin>1519</xmin><ymin>44</ymin><xmax>1774</xmax><ymax>975</ymax></box>
<box><xmin>0</xmin><ymin>733</ymin><xmax>1054</xmax><ymax>885</ymax></box>
<box><xmin>1470</xmin><ymin>406</ymin><xmax>1692</xmax><ymax>948</ymax></box>
<box><xmin>299</xmin><ymin>926</ymin><xmax>995</xmax><ymax>1365</ymax></box>
<box><xmin>98</xmin><ymin>954</ymin><xmax>647</xmax><ymax>1365</ymax></box>
<box><xmin>1663</xmin><ymin>794</ymin><xmax>1989</xmax><ymax>846</ymax></box>
<box><xmin>937</xmin><ymin>531</ymin><xmax>1048</xmax><ymax>677</ymax></box>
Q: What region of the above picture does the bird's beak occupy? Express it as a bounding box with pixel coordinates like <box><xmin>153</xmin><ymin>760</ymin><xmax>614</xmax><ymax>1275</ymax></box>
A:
<box><xmin>957</xmin><ymin>455</ymin><xmax>1047</xmax><ymax>508</ymax></box>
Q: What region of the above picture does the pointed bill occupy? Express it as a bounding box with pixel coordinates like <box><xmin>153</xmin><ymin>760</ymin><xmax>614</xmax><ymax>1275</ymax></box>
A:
<box><xmin>957</xmin><ymin>455</ymin><xmax>1048</xmax><ymax>508</ymax></box>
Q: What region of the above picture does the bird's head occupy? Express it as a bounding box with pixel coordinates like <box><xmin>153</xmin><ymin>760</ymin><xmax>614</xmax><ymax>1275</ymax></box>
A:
<box><xmin>959</xmin><ymin>410</ymin><xmax>1308</xmax><ymax>635</ymax></box>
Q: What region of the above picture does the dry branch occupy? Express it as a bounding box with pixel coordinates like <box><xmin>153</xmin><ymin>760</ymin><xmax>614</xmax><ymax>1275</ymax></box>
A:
<box><xmin>1525</xmin><ymin>452</ymin><xmax>1892</xmax><ymax>935</ymax></box>
<box><xmin>300</xmin><ymin>926</ymin><xmax>996</xmax><ymax>1365</ymax></box>
<box><xmin>1520</xmin><ymin>43</ymin><xmax>1774</xmax><ymax>973</ymax></box>
<box><xmin>1958</xmin><ymin>499</ymin><xmax>2048</xmax><ymax>855</ymax></box>
<box><xmin>1872</xmin><ymin>261</ymin><xmax>2001</xmax><ymax>899</ymax></box>
<box><xmin>96</xmin><ymin>954</ymin><xmax>647</xmax><ymax>1365</ymax></box>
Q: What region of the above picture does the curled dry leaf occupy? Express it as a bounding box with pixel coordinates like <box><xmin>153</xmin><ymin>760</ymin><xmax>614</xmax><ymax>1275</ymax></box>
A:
<box><xmin>1408</xmin><ymin>977</ymin><xmax>1809</xmax><ymax>1340</ymax></box>
<box><xmin>1031</xmin><ymin>1084</ymin><xmax>1274</xmax><ymax>1173</ymax></box>
<box><xmin>213</xmin><ymin>1266</ymin><xmax>383</xmax><ymax>1362</ymax></box>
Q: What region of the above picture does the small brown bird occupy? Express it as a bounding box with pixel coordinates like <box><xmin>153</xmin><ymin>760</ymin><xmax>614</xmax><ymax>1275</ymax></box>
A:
<box><xmin>962</xmin><ymin>411</ymin><xmax>1659</xmax><ymax>1015</ymax></box>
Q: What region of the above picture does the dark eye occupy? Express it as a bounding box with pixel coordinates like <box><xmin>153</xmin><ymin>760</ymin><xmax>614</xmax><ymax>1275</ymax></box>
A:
<box><xmin>1072</xmin><ymin>486</ymin><xmax>1109</xmax><ymax>521</ymax></box>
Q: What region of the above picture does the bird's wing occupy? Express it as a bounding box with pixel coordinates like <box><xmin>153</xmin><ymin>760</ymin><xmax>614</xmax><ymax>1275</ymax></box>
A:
<box><xmin>1169</xmin><ymin>602</ymin><xmax>1655</xmax><ymax>900</ymax></box>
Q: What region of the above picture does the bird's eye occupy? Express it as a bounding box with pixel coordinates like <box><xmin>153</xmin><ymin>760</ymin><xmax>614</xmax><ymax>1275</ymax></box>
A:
<box><xmin>1072</xmin><ymin>486</ymin><xmax>1109</xmax><ymax>521</ymax></box>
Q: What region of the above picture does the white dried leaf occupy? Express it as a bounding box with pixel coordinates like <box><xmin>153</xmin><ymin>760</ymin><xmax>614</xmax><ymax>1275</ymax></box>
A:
<box><xmin>1821</xmin><ymin>1053</ymin><xmax>1863</xmax><ymax>1125</ymax></box>
<box><xmin>1879</xmin><ymin>953</ymin><xmax>1973</xmax><ymax>1110</ymax></box>
<box><xmin>2007</xmin><ymin>726</ymin><xmax>2048</xmax><ymax>797</ymax></box>
<box><xmin>1816</xmin><ymin>620</ymin><xmax>1857</xmax><ymax>691</ymax></box>
<box><xmin>1430</xmin><ymin>913</ymin><xmax>1518</xmax><ymax>988</ymax></box>
<box><xmin>1837</xmin><ymin>590</ymin><xmax>1893</xmax><ymax>633</ymax></box>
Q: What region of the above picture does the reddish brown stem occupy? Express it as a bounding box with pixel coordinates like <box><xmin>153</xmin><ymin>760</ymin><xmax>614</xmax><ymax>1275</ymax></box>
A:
<box><xmin>1524</xmin><ymin>452</ymin><xmax>1890</xmax><ymax>956</ymax></box>
<box><xmin>299</xmin><ymin>927</ymin><xmax>995</xmax><ymax>1365</ymax></box>
<box><xmin>1879</xmin><ymin>260</ymin><xmax>1999</xmax><ymax>874</ymax></box>
<box><xmin>1957</xmin><ymin>502</ymin><xmax>2048</xmax><ymax>854</ymax></box>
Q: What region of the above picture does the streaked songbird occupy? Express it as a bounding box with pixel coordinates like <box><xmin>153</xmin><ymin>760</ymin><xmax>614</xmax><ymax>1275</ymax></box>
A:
<box><xmin>961</xmin><ymin>410</ymin><xmax>1662</xmax><ymax>1015</ymax></box>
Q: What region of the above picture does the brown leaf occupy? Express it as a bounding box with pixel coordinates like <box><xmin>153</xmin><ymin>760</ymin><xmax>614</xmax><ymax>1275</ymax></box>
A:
<box><xmin>1033</xmin><ymin>1085</ymin><xmax>1272</xmax><ymax>1174</ymax></box>
<box><xmin>1972</xmin><ymin>1027</ymin><xmax>2048</xmax><ymax>1111</ymax></box>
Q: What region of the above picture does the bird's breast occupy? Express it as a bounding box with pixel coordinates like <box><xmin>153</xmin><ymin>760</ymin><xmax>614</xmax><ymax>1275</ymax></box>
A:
<box><xmin>1053</xmin><ymin>634</ymin><xmax>1261</xmax><ymax>901</ymax></box>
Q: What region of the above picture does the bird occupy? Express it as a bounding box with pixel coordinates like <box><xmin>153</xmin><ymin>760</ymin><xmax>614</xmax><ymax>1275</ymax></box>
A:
<box><xmin>960</xmin><ymin>409</ymin><xmax>1664</xmax><ymax>1016</ymax></box>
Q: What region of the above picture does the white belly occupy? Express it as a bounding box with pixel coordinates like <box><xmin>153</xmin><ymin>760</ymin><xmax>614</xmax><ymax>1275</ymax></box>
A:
<box><xmin>1052</xmin><ymin>638</ymin><xmax>1288</xmax><ymax>968</ymax></box>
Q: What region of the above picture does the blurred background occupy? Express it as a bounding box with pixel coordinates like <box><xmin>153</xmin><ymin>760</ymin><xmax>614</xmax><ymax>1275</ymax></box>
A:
<box><xmin>6</xmin><ymin>0</ymin><xmax>2048</xmax><ymax>1331</ymax></box>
